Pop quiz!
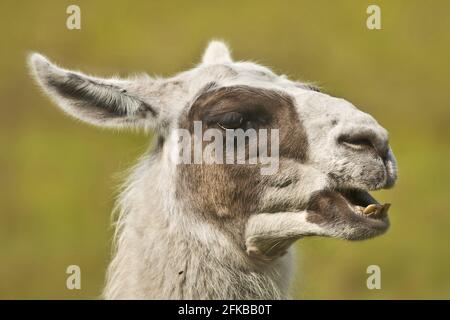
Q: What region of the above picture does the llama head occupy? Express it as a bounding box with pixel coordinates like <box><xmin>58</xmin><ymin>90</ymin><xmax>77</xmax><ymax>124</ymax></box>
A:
<box><xmin>28</xmin><ymin>41</ymin><xmax>397</xmax><ymax>254</ymax></box>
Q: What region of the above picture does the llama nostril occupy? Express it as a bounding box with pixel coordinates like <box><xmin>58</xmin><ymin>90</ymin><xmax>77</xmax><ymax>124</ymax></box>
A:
<box><xmin>338</xmin><ymin>134</ymin><xmax>374</xmax><ymax>150</ymax></box>
<box><xmin>338</xmin><ymin>133</ymin><xmax>388</xmax><ymax>159</ymax></box>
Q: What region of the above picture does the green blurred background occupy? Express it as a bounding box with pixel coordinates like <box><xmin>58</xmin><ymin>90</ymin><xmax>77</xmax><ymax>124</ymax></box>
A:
<box><xmin>1</xmin><ymin>0</ymin><xmax>449</xmax><ymax>299</ymax></box>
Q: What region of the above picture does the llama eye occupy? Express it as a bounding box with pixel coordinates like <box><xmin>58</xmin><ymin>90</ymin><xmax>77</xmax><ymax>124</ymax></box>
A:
<box><xmin>217</xmin><ymin>112</ymin><xmax>244</xmax><ymax>129</ymax></box>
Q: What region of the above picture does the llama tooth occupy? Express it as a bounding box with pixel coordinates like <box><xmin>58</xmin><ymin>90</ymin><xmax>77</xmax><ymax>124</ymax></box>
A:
<box><xmin>363</xmin><ymin>204</ymin><xmax>378</xmax><ymax>215</ymax></box>
<box><xmin>381</xmin><ymin>203</ymin><xmax>391</xmax><ymax>215</ymax></box>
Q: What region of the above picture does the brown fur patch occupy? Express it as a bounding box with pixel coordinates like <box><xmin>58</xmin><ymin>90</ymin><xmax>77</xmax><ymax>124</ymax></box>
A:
<box><xmin>176</xmin><ymin>85</ymin><xmax>309</xmax><ymax>239</ymax></box>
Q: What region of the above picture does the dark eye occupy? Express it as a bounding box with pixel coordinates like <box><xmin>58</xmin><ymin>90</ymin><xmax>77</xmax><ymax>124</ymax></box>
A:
<box><xmin>217</xmin><ymin>112</ymin><xmax>244</xmax><ymax>129</ymax></box>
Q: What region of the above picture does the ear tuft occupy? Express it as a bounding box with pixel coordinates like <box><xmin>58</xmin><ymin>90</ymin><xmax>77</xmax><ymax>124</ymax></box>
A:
<box><xmin>202</xmin><ymin>40</ymin><xmax>233</xmax><ymax>64</ymax></box>
<box><xmin>28</xmin><ymin>52</ymin><xmax>50</xmax><ymax>70</ymax></box>
<box><xmin>27</xmin><ymin>52</ymin><xmax>64</xmax><ymax>86</ymax></box>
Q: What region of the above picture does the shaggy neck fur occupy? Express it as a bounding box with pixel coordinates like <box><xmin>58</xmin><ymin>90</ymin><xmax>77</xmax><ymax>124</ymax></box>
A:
<box><xmin>103</xmin><ymin>152</ymin><xmax>293</xmax><ymax>299</ymax></box>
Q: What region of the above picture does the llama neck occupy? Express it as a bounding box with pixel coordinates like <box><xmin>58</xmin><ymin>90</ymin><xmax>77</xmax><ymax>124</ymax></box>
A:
<box><xmin>103</xmin><ymin>156</ymin><xmax>294</xmax><ymax>299</ymax></box>
<box><xmin>104</xmin><ymin>214</ymin><xmax>293</xmax><ymax>299</ymax></box>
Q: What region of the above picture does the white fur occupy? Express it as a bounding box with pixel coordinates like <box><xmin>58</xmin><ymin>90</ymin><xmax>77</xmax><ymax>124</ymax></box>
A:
<box><xmin>28</xmin><ymin>41</ymin><xmax>397</xmax><ymax>299</ymax></box>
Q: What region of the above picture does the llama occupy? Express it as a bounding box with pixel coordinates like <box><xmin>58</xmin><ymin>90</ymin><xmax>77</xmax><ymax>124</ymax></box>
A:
<box><xmin>28</xmin><ymin>41</ymin><xmax>397</xmax><ymax>299</ymax></box>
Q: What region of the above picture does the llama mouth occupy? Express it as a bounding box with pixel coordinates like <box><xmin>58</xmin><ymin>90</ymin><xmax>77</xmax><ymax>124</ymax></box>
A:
<box><xmin>306</xmin><ymin>188</ymin><xmax>391</xmax><ymax>240</ymax></box>
<box><xmin>339</xmin><ymin>189</ymin><xmax>391</xmax><ymax>221</ymax></box>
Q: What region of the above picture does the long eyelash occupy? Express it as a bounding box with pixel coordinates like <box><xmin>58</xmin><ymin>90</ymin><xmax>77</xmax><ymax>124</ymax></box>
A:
<box><xmin>217</xmin><ymin>122</ymin><xmax>227</xmax><ymax>130</ymax></box>
<box><xmin>217</xmin><ymin>114</ymin><xmax>244</xmax><ymax>129</ymax></box>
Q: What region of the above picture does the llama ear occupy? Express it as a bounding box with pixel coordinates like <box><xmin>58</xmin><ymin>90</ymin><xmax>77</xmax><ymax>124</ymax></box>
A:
<box><xmin>28</xmin><ymin>53</ymin><xmax>160</xmax><ymax>129</ymax></box>
<box><xmin>202</xmin><ymin>40</ymin><xmax>233</xmax><ymax>64</ymax></box>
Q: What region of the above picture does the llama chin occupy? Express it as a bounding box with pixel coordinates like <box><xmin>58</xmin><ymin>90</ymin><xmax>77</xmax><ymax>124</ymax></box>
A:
<box><xmin>28</xmin><ymin>40</ymin><xmax>397</xmax><ymax>299</ymax></box>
